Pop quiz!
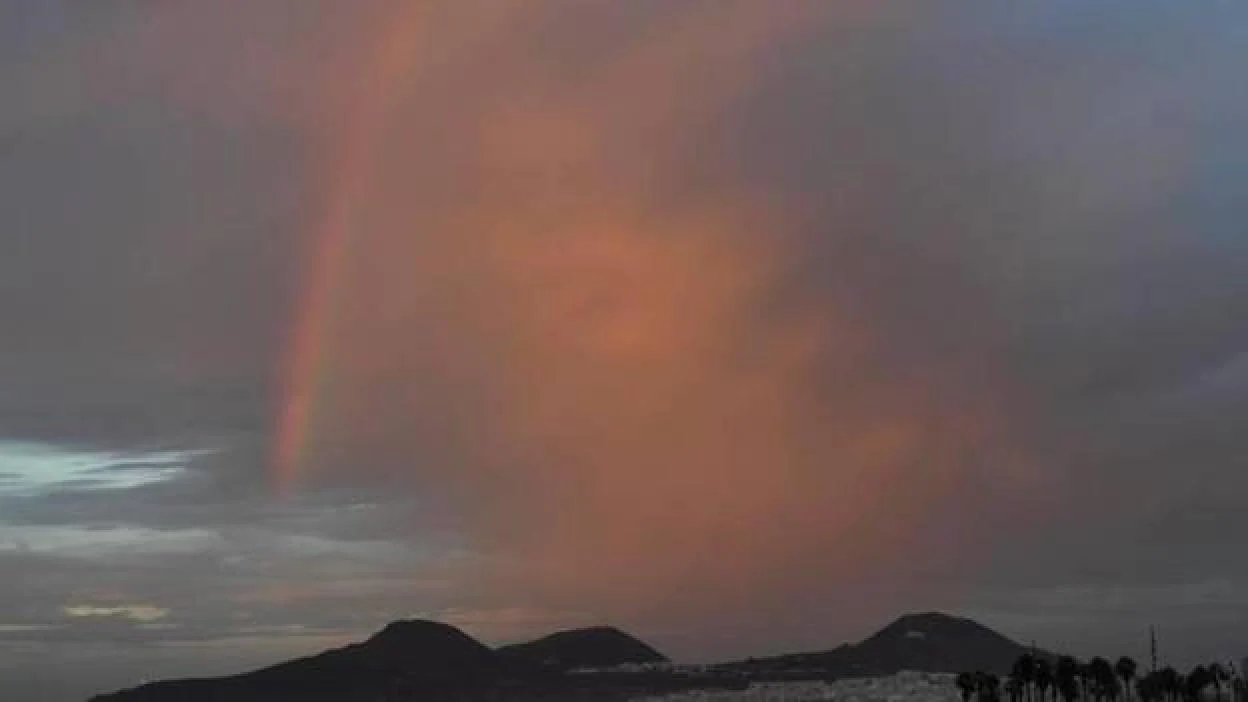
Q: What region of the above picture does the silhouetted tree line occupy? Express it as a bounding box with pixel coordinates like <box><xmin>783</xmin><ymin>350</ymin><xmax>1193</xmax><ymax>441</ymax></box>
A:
<box><xmin>959</xmin><ymin>654</ymin><xmax>1247</xmax><ymax>702</ymax></box>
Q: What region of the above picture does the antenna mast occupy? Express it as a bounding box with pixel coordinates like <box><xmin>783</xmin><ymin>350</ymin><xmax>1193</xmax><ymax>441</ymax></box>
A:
<box><xmin>1150</xmin><ymin>626</ymin><xmax>1158</xmax><ymax>672</ymax></box>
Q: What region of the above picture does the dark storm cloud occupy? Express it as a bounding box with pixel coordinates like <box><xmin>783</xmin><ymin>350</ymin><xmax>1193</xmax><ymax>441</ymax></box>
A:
<box><xmin>1</xmin><ymin>1</ymin><xmax>1247</xmax><ymax>700</ymax></box>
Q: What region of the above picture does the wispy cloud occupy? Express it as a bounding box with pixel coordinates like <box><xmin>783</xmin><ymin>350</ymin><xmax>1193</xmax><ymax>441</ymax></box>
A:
<box><xmin>63</xmin><ymin>605</ymin><xmax>170</xmax><ymax>624</ymax></box>
<box><xmin>0</xmin><ymin>442</ymin><xmax>214</xmax><ymax>497</ymax></box>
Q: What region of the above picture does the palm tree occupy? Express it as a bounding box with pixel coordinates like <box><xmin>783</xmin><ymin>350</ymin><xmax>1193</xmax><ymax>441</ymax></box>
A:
<box><xmin>1230</xmin><ymin>664</ymin><xmax>1246</xmax><ymax>702</ymax></box>
<box><xmin>1037</xmin><ymin>659</ymin><xmax>1055</xmax><ymax>702</ymax></box>
<box><xmin>979</xmin><ymin>672</ymin><xmax>1004</xmax><ymax>702</ymax></box>
<box><xmin>959</xmin><ymin>673</ymin><xmax>978</xmax><ymax>702</ymax></box>
<box><xmin>1158</xmin><ymin>667</ymin><xmax>1182</xmax><ymax>702</ymax></box>
<box><xmin>1139</xmin><ymin>672</ymin><xmax>1163</xmax><ymax>702</ymax></box>
<box><xmin>1187</xmin><ymin>666</ymin><xmax>1212</xmax><ymax>702</ymax></box>
<box><xmin>1209</xmin><ymin>664</ymin><xmax>1229</xmax><ymax>702</ymax></box>
<box><xmin>1008</xmin><ymin>676</ymin><xmax>1027</xmax><ymax>702</ymax></box>
<box><xmin>1058</xmin><ymin>656</ymin><xmax>1082</xmax><ymax>702</ymax></box>
<box><xmin>1088</xmin><ymin>658</ymin><xmax>1120</xmax><ymax>702</ymax></box>
<box><xmin>1015</xmin><ymin>655</ymin><xmax>1039</xmax><ymax>702</ymax></box>
<box><xmin>1080</xmin><ymin>661</ymin><xmax>1097</xmax><ymax>702</ymax></box>
<box><xmin>1117</xmin><ymin>658</ymin><xmax>1139</xmax><ymax>702</ymax></box>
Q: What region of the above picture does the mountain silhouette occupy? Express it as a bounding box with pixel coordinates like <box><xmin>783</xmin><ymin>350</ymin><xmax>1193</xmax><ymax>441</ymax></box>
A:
<box><xmin>498</xmin><ymin>626</ymin><xmax>669</xmax><ymax>670</ymax></box>
<box><xmin>847</xmin><ymin>612</ymin><xmax>1041</xmax><ymax>675</ymax></box>
<box><xmin>90</xmin><ymin>612</ymin><xmax>1047</xmax><ymax>701</ymax></box>
<box><xmin>90</xmin><ymin>620</ymin><xmax>503</xmax><ymax>702</ymax></box>
<box><xmin>727</xmin><ymin>612</ymin><xmax>1044</xmax><ymax>676</ymax></box>
<box><xmin>362</xmin><ymin>619</ymin><xmax>500</xmax><ymax>669</ymax></box>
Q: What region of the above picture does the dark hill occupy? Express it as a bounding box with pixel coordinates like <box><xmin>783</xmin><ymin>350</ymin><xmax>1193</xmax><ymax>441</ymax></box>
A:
<box><xmin>362</xmin><ymin>619</ymin><xmax>499</xmax><ymax>669</ymax></box>
<box><xmin>847</xmin><ymin>612</ymin><xmax>1040</xmax><ymax>675</ymax></box>
<box><xmin>90</xmin><ymin>612</ymin><xmax>1050</xmax><ymax>701</ymax></box>
<box><xmin>498</xmin><ymin>626</ymin><xmax>669</xmax><ymax>670</ymax></box>
<box><xmin>725</xmin><ymin>611</ymin><xmax>1045</xmax><ymax>677</ymax></box>
<box><xmin>89</xmin><ymin>620</ymin><xmax>503</xmax><ymax>702</ymax></box>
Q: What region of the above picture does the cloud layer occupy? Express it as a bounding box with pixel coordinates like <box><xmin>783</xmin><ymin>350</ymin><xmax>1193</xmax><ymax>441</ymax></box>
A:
<box><xmin>2</xmin><ymin>1</ymin><xmax>1247</xmax><ymax>699</ymax></box>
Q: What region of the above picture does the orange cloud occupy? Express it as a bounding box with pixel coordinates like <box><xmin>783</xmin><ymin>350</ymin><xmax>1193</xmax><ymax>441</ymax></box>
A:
<box><xmin>280</xmin><ymin>0</ymin><xmax>1016</xmax><ymax>645</ymax></box>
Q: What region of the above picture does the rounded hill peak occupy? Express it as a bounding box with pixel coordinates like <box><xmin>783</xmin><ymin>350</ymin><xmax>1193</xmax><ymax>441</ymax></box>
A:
<box><xmin>498</xmin><ymin>625</ymin><xmax>668</xmax><ymax>670</ymax></box>
<box><xmin>854</xmin><ymin>612</ymin><xmax>1031</xmax><ymax>675</ymax></box>
<box><xmin>361</xmin><ymin>619</ymin><xmax>496</xmax><ymax>669</ymax></box>
<box><xmin>874</xmin><ymin>612</ymin><xmax>990</xmax><ymax>638</ymax></box>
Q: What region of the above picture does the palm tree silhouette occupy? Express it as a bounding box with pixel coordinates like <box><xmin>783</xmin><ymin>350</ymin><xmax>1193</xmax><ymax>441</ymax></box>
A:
<box><xmin>1158</xmin><ymin>664</ymin><xmax>1178</xmax><ymax>694</ymax></box>
<box><xmin>1158</xmin><ymin>667</ymin><xmax>1182</xmax><ymax>702</ymax></box>
<box><xmin>1081</xmin><ymin>662</ymin><xmax>1097</xmax><ymax>701</ymax></box>
<box><xmin>1057</xmin><ymin>656</ymin><xmax>1082</xmax><ymax>702</ymax></box>
<box><xmin>959</xmin><ymin>672</ymin><xmax>978</xmax><ymax>702</ymax></box>
<box><xmin>1015</xmin><ymin>655</ymin><xmax>1039</xmax><ymax>702</ymax></box>
<box><xmin>1209</xmin><ymin>663</ymin><xmax>1229</xmax><ymax>702</ymax></box>
<box><xmin>1089</xmin><ymin>657</ymin><xmax>1120</xmax><ymax>702</ymax></box>
<box><xmin>956</xmin><ymin>647</ymin><xmax>1240</xmax><ymax>702</ymax></box>
<box><xmin>1117</xmin><ymin>657</ymin><xmax>1139</xmax><ymax>702</ymax></box>
<box><xmin>1037</xmin><ymin>658</ymin><xmax>1055</xmax><ymax>702</ymax></box>
<box><xmin>1187</xmin><ymin>666</ymin><xmax>1212</xmax><ymax>702</ymax></box>
<box><xmin>1139</xmin><ymin>672</ymin><xmax>1163</xmax><ymax>702</ymax></box>
<box><xmin>979</xmin><ymin>672</ymin><xmax>1004</xmax><ymax>702</ymax></box>
<box><xmin>1009</xmin><ymin>675</ymin><xmax>1027</xmax><ymax>702</ymax></box>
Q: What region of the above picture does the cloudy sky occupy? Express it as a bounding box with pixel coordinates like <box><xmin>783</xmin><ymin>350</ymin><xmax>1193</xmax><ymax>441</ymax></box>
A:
<box><xmin>2</xmin><ymin>1</ymin><xmax>1247</xmax><ymax>699</ymax></box>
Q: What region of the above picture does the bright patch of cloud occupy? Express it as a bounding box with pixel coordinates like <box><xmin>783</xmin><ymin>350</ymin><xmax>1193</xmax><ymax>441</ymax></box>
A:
<box><xmin>0</xmin><ymin>525</ymin><xmax>222</xmax><ymax>559</ymax></box>
<box><xmin>0</xmin><ymin>441</ymin><xmax>213</xmax><ymax>496</ymax></box>
<box><xmin>62</xmin><ymin>605</ymin><xmax>170</xmax><ymax>623</ymax></box>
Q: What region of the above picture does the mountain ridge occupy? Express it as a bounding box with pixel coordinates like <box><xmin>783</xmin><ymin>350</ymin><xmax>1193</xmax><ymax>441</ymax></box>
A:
<box><xmin>89</xmin><ymin>611</ymin><xmax>1046</xmax><ymax>701</ymax></box>
<box><xmin>721</xmin><ymin>611</ymin><xmax>1048</xmax><ymax>677</ymax></box>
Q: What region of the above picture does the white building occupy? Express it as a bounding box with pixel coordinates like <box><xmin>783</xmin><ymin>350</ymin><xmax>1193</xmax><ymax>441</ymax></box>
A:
<box><xmin>632</xmin><ymin>671</ymin><xmax>960</xmax><ymax>702</ymax></box>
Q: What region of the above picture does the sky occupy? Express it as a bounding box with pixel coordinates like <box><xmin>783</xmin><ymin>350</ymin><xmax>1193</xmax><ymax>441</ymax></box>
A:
<box><xmin>2</xmin><ymin>1</ymin><xmax>1247</xmax><ymax>699</ymax></box>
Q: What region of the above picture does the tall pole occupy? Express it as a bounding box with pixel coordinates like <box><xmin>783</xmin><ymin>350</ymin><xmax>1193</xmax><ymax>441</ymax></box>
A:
<box><xmin>1150</xmin><ymin>626</ymin><xmax>1158</xmax><ymax>673</ymax></box>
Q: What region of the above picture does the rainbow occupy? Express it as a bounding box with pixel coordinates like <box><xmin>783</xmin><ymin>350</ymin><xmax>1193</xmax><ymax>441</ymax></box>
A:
<box><xmin>273</xmin><ymin>3</ymin><xmax>429</xmax><ymax>496</ymax></box>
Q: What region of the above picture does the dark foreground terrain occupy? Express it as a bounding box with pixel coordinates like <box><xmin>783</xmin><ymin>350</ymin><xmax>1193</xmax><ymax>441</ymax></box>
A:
<box><xmin>90</xmin><ymin>612</ymin><xmax>1036</xmax><ymax>702</ymax></box>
